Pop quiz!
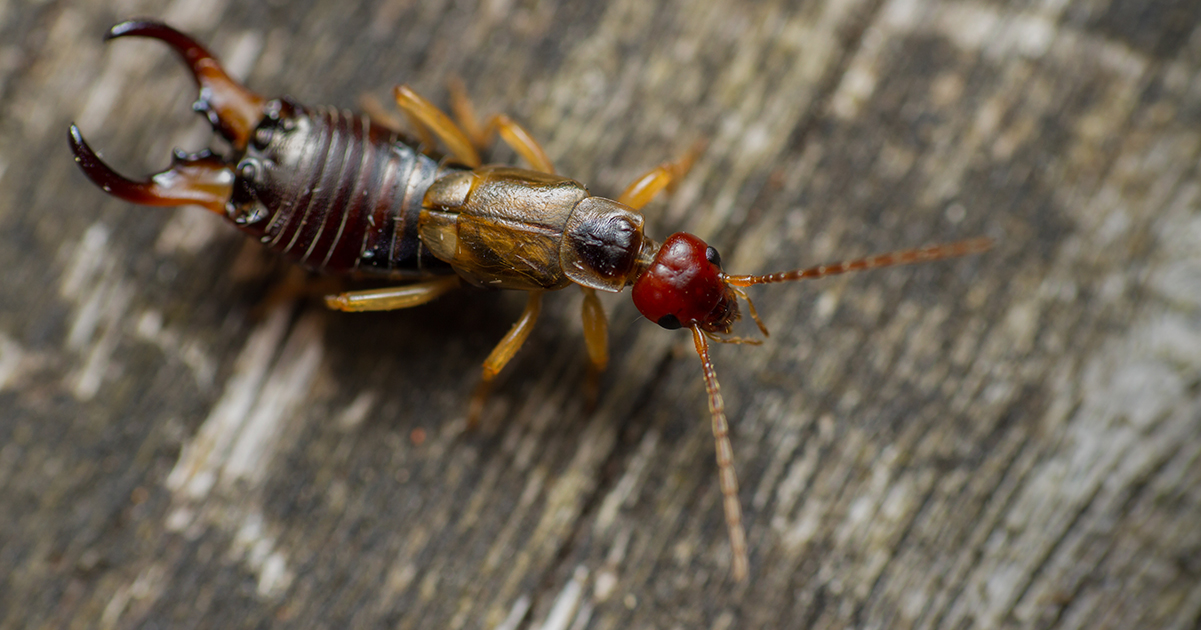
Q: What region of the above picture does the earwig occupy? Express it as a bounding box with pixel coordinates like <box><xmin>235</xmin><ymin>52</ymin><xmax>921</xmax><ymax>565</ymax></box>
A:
<box><xmin>69</xmin><ymin>20</ymin><xmax>990</xmax><ymax>581</ymax></box>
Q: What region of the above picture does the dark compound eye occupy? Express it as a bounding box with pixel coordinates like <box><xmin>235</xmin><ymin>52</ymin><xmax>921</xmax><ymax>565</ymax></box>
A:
<box><xmin>656</xmin><ymin>314</ymin><xmax>682</xmax><ymax>330</ymax></box>
<box><xmin>705</xmin><ymin>246</ymin><xmax>721</xmax><ymax>266</ymax></box>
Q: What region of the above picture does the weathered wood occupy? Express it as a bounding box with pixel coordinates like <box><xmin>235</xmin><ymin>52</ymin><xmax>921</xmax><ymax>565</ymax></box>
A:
<box><xmin>2</xmin><ymin>1</ymin><xmax>1199</xmax><ymax>628</ymax></box>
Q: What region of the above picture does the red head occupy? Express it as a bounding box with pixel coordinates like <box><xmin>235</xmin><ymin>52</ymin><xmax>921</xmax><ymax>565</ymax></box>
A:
<box><xmin>631</xmin><ymin>233</ymin><xmax>741</xmax><ymax>333</ymax></box>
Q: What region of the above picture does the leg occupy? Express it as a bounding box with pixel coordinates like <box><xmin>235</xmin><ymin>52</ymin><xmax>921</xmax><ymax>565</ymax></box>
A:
<box><xmin>616</xmin><ymin>140</ymin><xmax>705</xmax><ymax>210</ymax></box>
<box><xmin>449</xmin><ymin>79</ymin><xmax>555</xmax><ymax>174</ymax></box>
<box><xmin>579</xmin><ymin>287</ymin><xmax>609</xmax><ymax>409</ymax></box>
<box><xmin>324</xmin><ymin>276</ymin><xmax>461</xmax><ymax>312</ymax></box>
<box><xmin>360</xmin><ymin>92</ymin><xmax>442</xmax><ymax>155</ymax></box>
<box><xmin>482</xmin><ymin>114</ymin><xmax>555</xmax><ymax>174</ymax></box>
<box><xmin>393</xmin><ymin>85</ymin><xmax>482</xmax><ymax>167</ymax></box>
<box><xmin>358</xmin><ymin>93</ymin><xmax>406</xmax><ymax>134</ymax></box>
<box><xmin>468</xmin><ymin>291</ymin><xmax>544</xmax><ymax>425</ymax></box>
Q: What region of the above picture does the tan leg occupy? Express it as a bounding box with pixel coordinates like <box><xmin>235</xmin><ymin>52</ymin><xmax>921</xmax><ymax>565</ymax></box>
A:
<box><xmin>358</xmin><ymin>93</ymin><xmax>405</xmax><ymax>134</ymax></box>
<box><xmin>394</xmin><ymin>85</ymin><xmax>482</xmax><ymax>167</ymax></box>
<box><xmin>484</xmin><ymin>114</ymin><xmax>555</xmax><ymax>174</ymax></box>
<box><xmin>447</xmin><ymin>77</ymin><xmax>485</xmax><ymax>148</ymax></box>
<box><xmin>400</xmin><ymin>109</ymin><xmax>441</xmax><ymax>157</ymax></box>
<box><xmin>616</xmin><ymin>141</ymin><xmax>704</xmax><ymax>210</ymax></box>
<box><xmin>324</xmin><ymin>276</ymin><xmax>461</xmax><ymax>312</ymax></box>
<box><xmin>449</xmin><ymin>79</ymin><xmax>555</xmax><ymax>174</ymax></box>
<box><xmin>579</xmin><ymin>287</ymin><xmax>609</xmax><ymax>409</ymax></box>
<box><xmin>359</xmin><ymin>92</ymin><xmax>441</xmax><ymax>155</ymax></box>
<box><xmin>468</xmin><ymin>291</ymin><xmax>544</xmax><ymax>425</ymax></box>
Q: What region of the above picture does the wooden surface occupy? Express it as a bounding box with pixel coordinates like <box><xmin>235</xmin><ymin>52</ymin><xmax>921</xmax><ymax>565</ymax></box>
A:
<box><xmin>2</xmin><ymin>1</ymin><xmax>1200</xmax><ymax>628</ymax></box>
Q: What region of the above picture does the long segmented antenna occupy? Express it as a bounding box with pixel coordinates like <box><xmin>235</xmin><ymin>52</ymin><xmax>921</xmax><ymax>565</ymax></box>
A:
<box><xmin>691</xmin><ymin>324</ymin><xmax>750</xmax><ymax>581</ymax></box>
<box><xmin>724</xmin><ymin>237</ymin><xmax>992</xmax><ymax>287</ymax></box>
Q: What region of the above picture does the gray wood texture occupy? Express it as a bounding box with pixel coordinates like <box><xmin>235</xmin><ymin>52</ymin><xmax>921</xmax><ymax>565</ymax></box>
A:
<box><xmin>2</xmin><ymin>0</ymin><xmax>1200</xmax><ymax>628</ymax></box>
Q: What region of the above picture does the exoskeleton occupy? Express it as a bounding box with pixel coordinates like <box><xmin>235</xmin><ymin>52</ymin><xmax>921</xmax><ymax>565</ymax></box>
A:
<box><xmin>70</xmin><ymin>20</ymin><xmax>989</xmax><ymax>580</ymax></box>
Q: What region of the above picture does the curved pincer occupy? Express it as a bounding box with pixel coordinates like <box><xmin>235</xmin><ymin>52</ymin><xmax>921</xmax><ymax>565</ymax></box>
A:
<box><xmin>67</xmin><ymin>20</ymin><xmax>272</xmax><ymax>214</ymax></box>
<box><xmin>69</xmin><ymin>123</ymin><xmax>233</xmax><ymax>215</ymax></box>
<box><xmin>107</xmin><ymin>19</ymin><xmax>266</xmax><ymax>149</ymax></box>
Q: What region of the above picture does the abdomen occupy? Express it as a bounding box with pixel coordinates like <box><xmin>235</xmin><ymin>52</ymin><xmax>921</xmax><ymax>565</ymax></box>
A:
<box><xmin>232</xmin><ymin>101</ymin><xmax>458</xmax><ymax>279</ymax></box>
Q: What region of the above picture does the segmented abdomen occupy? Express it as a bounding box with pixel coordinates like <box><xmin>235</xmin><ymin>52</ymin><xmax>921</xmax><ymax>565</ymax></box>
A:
<box><xmin>256</xmin><ymin>105</ymin><xmax>456</xmax><ymax>278</ymax></box>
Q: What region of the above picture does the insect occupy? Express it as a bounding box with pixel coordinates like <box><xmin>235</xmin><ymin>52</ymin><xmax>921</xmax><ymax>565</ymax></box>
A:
<box><xmin>69</xmin><ymin>20</ymin><xmax>989</xmax><ymax>581</ymax></box>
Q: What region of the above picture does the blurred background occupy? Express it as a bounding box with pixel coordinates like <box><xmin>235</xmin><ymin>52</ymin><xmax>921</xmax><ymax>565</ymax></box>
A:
<box><xmin>1</xmin><ymin>1</ymin><xmax>1199</xmax><ymax>628</ymax></box>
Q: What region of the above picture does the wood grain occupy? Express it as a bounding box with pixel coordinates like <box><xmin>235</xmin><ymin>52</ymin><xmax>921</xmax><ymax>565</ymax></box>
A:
<box><xmin>1</xmin><ymin>1</ymin><xmax>1199</xmax><ymax>628</ymax></box>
